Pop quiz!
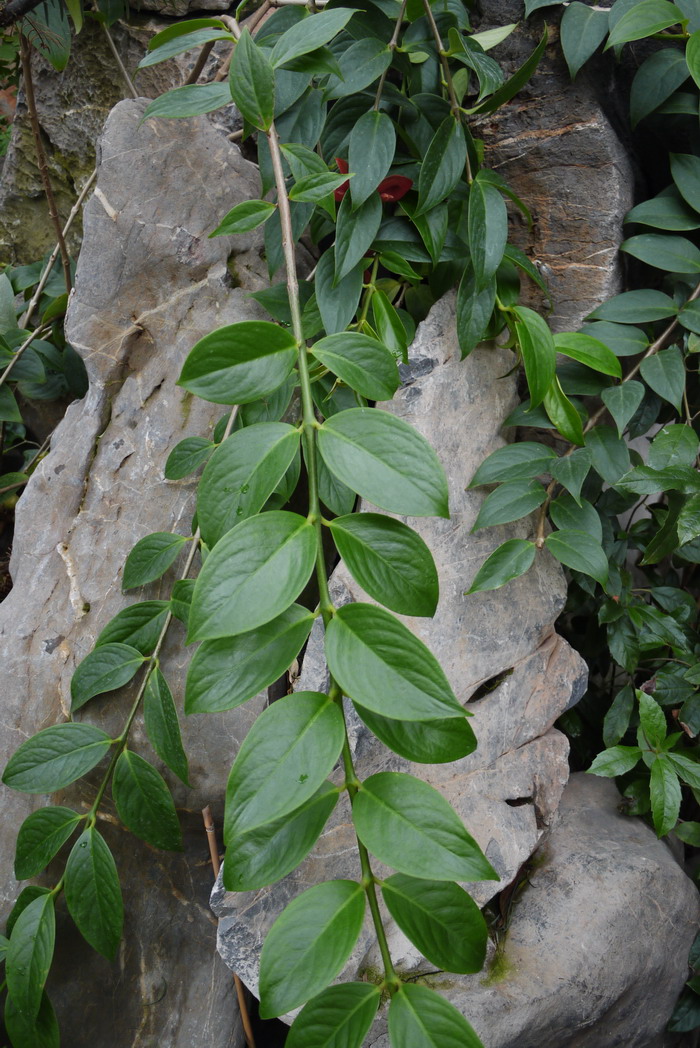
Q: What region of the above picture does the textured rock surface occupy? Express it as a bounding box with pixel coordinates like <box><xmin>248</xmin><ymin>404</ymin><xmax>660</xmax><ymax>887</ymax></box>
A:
<box><xmin>132</xmin><ymin>0</ymin><xmax>232</xmax><ymax>17</ymax></box>
<box><xmin>365</xmin><ymin>775</ymin><xmax>700</xmax><ymax>1048</ymax></box>
<box><xmin>212</xmin><ymin>292</ymin><xmax>588</xmax><ymax>1000</ymax></box>
<box><xmin>0</xmin><ymin>98</ymin><xmax>266</xmax><ymax>1046</ymax></box>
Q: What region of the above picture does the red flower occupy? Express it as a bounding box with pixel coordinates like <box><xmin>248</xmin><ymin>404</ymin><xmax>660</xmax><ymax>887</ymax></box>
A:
<box><xmin>334</xmin><ymin>157</ymin><xmax>412</xmax><ymax>203</ymax></box>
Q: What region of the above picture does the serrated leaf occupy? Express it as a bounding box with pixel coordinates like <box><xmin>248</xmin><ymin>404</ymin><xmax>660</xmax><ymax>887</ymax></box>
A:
<box><xmin>286</xmin><ymin>982</ymin><xmax>381</xmax><ymax>1048</ymax></box>
<box><xmin>122</xmin><ymin>532</ymin><xmax>189</xmax><ymax>590</ymax></box>
<box><xmin>587</xmin><ymin>290</ymin><xmax>678</xmax><ymax>324</ymax></box>
<box><xmin>667</xmin><ymin>752</ymin><xmax>700</xmax><ymax>789</ymax></box>
<box><xmin>353</xmin><ymin>771</ymin><xmax>498</xmax><ymax>882</ymax></box>
<box><xmin>388</xmin><ymin>984</ymin><xmax>483</xmax><ymax>1048</ymax></box>
<box><xmin>6</xmin><ymin>894</ymin><xmax>55</xmax><ymax>1025</ymax></box>
<box><xmin>197</xmin><ymin>423</ymin><xmax>301</xmax><ymax>547</ymax></box>
<box><xmin>15</xmin><ymin>807</ymin><xmax>82</xmax><ymax>880</ymax></box>
<box><xmin>549</xmin><ymin>448</ymin><xmax>592</xmax><ymax>503</ymax></box>
<box><xmin>513</xmin><ymin>305</ymin><xmax>556</xmax><ymax>408</ymax></box>
<box><xmin>605</xmin><ymin>0</ymin><xmax>684</xmax><ymax>48</ymax></box>
<box><xmin>259</xmin><ymin>880</ymin><xmax>366</xmax><ymax>1018</ymax></box>
<box><xmin>4</xmin><ymin>990</ymin><xmax>59</xmax><ymax>1048</ymax></box>
<box><xmin>210</xmin><ymin>200</ymin><xmax>276</xmax><ymax>236</ymax></box>
<box><xmin>186</xmin><ymin>604</ymin><xmax>314</xmax><ymax>713</ymax></box>
<box><xmin>417</xmin><ymin>117</ymin><xmax>467</xmax><ymax>216</ymax></box>
<box><xmin>95</xmin><ymin>601</ymin><xmax>169</xmax><ymax>656</ymax></box>
<box><xmin>270</xmin><ymin>7</ymin><xmax>355</xmax><ymax>67</ymax></box>
<box><xmin>229</xmin><ymin>28</ymin><xmax>275</xmax><ymax>129</ymax></box>
<box><xmin>639</xmin><ymin>691</ymin><xmax>667</xmax><ymax>748</ymax></box>
<box><xmin>639</xmin><ymin>346</ymin><xmax>685</xmax><ymax>410</ymax></box>
<box><xmin>349</xmin><ymin>111</ymin><xmax>395</xmax><ymax>209</ymax></box>
<box><xmin>188</xmin><ymin>511</ymin><xmax>316</xmax><ymax>641</ymax></box>
<box><xmin>382</xmin><ymin>873</ymin><xmax>487</xmax><ymax>973</ymax></box>
<box><xmin>328</xmin><ymin>513</ymin><xmax>438</xmax><ymax>616</ymax></box>
<box><xmin>469</xmin><ymin>442</ymin><xmax>556</xmax><ymax>486</ymax></box>
<box><xmin>315</xmin><ymin>249</ymin><xmax>364</xmax><ymax>335</ymax></box>
<box><xmin>112</xmin><ymin>750</ymin><xmax>182</xmax><ymax>850</ymax></box>
<box><xmin>142</xmin><ymin>83</ymin><xmax>233</xmax><ymax>121</ymax></box>
<box><xmin>3</xmin><ymin>723</ymin><xmax>112</xmax><ymax>793</ymax></box>
<box><xmin>325</xmin><ymin>603</ymin><xmax>465</xmax><ymax>721</ymax></box>
<box><xmin>560</xmin><ymin>2</ymin><xmax>609</xmax><ymax>78</ymax></box>
<box><xmin>71</xmin><ymin>642</ymin><xmax>146</xmax><ymax>711</ymax></box>
<box><xmin>472</xmin><ymin>479</ymin><xmax>545</xmax><ymax>530</ymax></box>
<box><xmin>469</xmin><ymin>174</ymin><xmax>507</xmax><ymax>288</ymax></box>
<box><xmin>603</xmin><ymin>685</ymin><xmax>635</xmax><ymax>747</ymax></box>
<box><xmin>588</xmin><ymin>745</ymin><xmax>642</xmax><ymax>776</ymax></box>
<box><xmin>318</xmin><ymin>408</ymin><xmax>449</xmax><ymax>517</ymax></box>
<box><xmin>224</xmin><ymin>781</ymin><xmax>339</xmax><ymax>891</ymax></box>
<box><xmin>64</xmin><ymin>828</ymin><xmax>123</xmax><ymax>960</ymax></box>
<box><xmin>144</xmin><ymin>669</ymin><xmax>189</xmax><ymax>787</ymax></box>
<box><xmin>601</xmin><ymin>381</ymin><xmax>645</xmax><ymax>437</ymax></box>
<box><xmin>311</xmin><ymin>332</ymin><xmax>399</xmax><ymax>401</ymax></box>
<box><xmin>178</xmin><ymin>321</ymin><xmax>298</xmax><ymax>405</ymax></box>
<box><xmin>544</xmin><ymin>529</ymin><xmax>608</xmax><ymax>585</ymax></box>
<box><xmin>466</xmin><ymin>538</ymin><xmax>536</xmax><ymax>594</ymax></box>
<box><xmin>650</xmin><ymin>756</ymin><xmax>681</xmax><ymax>836</ymax></box>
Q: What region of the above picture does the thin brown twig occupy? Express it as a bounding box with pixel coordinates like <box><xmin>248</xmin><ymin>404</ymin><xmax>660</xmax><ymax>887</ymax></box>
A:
<box><xmin>99</xmin><ymin>20</ymin><xmax>138</xmax><ymax>98</ymax></box>
<box><xmin>419</xmin><ymin>0</ymin><xmax>472</xmax><ymax>182</ymax></box>
<box><xmin>373</xmin><ymin>0</ymin><xmax>407</xmax><ymax>110</ymax></box>
<box><xmin>201</xmin><ymin>807</ymin><xmax>257</xmax><ymax>1048</ymax></box>
<box><xmin>185</xmin><ymin>41</ymin><xmax>216</xmax><ymax>85</ymax></box>
<box><xmin>0</xmin><ymin>322</ymin><xmax>51</xmax><ymax>392</ymax></box>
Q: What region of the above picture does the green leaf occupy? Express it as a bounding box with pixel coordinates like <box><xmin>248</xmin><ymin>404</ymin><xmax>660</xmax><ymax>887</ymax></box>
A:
<box><xmin>586</xmin><ymin>424</ymin><xmax>631</xmax><ymax>483</ymax></box>
<box><xmin>6</xmin><ymin>894</ymin><xmax>55</xmax><ymax>1024</ymax></box>
<box><xmin>601</xmin><ymin>381</ymin><xmax>645</xmax><ymax>437</ymax></box>
<box><xmin>143</xmin><ymin>669</ymin><xmax>190</xmax><ymax>787</ymax></box>
<box><xmin>625</xmin><ymin>189</ymin><xmax>700</xmax><ymax>231</ymax></box>
<box><xmin>560</xmin><ymin>3</ymin><xmax>609</xmax><ymax>78</ymax></box>
<box><xmin>187</xmin><ymin>511</ymin><xmax>316</xmax><ymax>641</ymax></box>
<box><xmin>417</xmin><ymin>117</ymin><xmax>467</xmax><ymax>216</ymax></box>
<box><xmin>71</xmin><ymin>642</ymin><xmax>146</xmax><ymax>711</ymax></box>
<box><xmin>21</xmin><ymin>0</ymin><xmax>70</xmax><ymax>70</ymax></box>
<box><xmin>687</xmin><ymin>27</ymin><xmax>700</xmax><ymax>89</ymax></box>
<box><xmin>471</xmin><ymin>479</ymin><xmax>545</xmax><ymax>530</ymax></box>
<box><xmin>259</xmin><ymin>880</ymin><xmax>366</xmax><ymax>1018</ymax></box>
<box><xmin>639</xmin><ymin>346</ymin><xmax>685</xmax><ymax>410</ymax></box>
<box><xmin>286</xmin><ymin>982</ymin><xmax>381</xmax><ymax>1048</ymax></box>
<box><xmin>0</xmin><ymin>385</ymin><xmax>23</xmax><ymax>423</ymax></box>
<box><xmin>549</xmin><ymin>494</ymin><xmax>602</xmax><ymax>542</ymax></box>
<box><xmin>95</xmin><ymin>601</ymin><xmax>169</xmax><ymax>656</ymax></box>
<box><xmin>603</xmin><ymin>685</ymin><xmax>635</xmax><ymax>747</ymax></box>
<box><xmin>455</xmin><ymin>268</ymin><xmax>496</xmax><ymax>358</ymax></box>
<box><xmin>225</xmin><ymin>693</ymin><xmax>344</xmax><ymax>836</ymax></box>
<box><xmin>318</xmin><ymin>454</ymin><xmax>357</xmax><ymax>515</ymax></box>
<box><xmin>311</xmin><ymin>332</ymin><xmax>399</xmax><ymax>401</ymax></box>
<box><xmin>382</xmin><ymin>873</ymin><xmax>487</xmax><ymax>973</ymax></box>
<box><xmin>605</xmin><ymin>0</ymin><xmax>684</xmax><ymax>48</ymax></box>
<box><xmin>679</xmin><ymin>298</ymin><xmax>700</xmax><ymax>333</ymax></box>
<box><xmin>270</xmin><ymin>7</ymin><xmax>355</xmax><ymax>67</ymax></box>
<box><xmin>544</xmin><ymin>529</ymin><xmax>608</xmax><ymax>586</ymax></box>
<box><xmin>164</xmin><ymin>436</ymin><xmax>214</xmax><ymax>480</ymax></box>
<box><xmin>122</xmin><ymin>532</ymin><xmax>189</xmax><ymax>590</ymax></box>
<box><xmin>616</xmin><ymin>464</ymin><xmax>700</xmax><ymax>494</ymax></box>
<box><xmin>353</xmin><ymin>771</ymin><xmax>497</xmax><ymax>882</ymax></box>
<box><xmin>466</xmin><ymin>539</ymin><xmax>536</xmax><ymax>594</ymax></box>
<box><xmin>588</xmin><ymin>745</ymin><xmax>642</xmax><ymax>777</ymax></box>
<box><xmin>639</xmin><ymin>691</ymin><xmax>667</xmax><ymax>748</ymax></box>
<box><xmin>349</xmin><ymin>111</ymin><xmax>395</xmax><ymax>209</ymax></box>
<box><xmin>554</xmin><ymin>332</ymin><xmax>622</xmax><ymax>378</ymax></box>
<box><xmin>356</xmin><ymin>704</ymin><xmax>476</xmax><ymax>764</ymax></box>
<box><xmin>676</xmin><ymin>820</ymin><xmax>700</xmax><ymax>844</ymax></box>
<box><xmin>678</xmin><ymin>494</ymin><xmax>700</xmax><ymax>544</ymax></box>
<box><xmin>580</xmin><ymin>320</ymin><xmax>648</xmax><ymax>357</ymax></box>
<box><xmin>112</xmin><ymin>750</ymin><xmax>182</xmax><ymax>851</ymax></box>
<box><xmin>229</xmin><ymin>28</ymin><xmax>275</xmax><ymax>129</ymax></box>
<box><xmin>621</xmin><ymin>233</ymin><xmax>700</xmax><ymax>273</ymax></box>
<box><xmin>513</xmin><ymin>305</ymin><xmax>556</xmax><ymax>408</ymax></box>
<box><xmin>328</xmin><ymin>513</ymin><xmax>438</xmax><ymax>616</ymax></box>
<box><xmin>142</xmin><ymin>83</ymin><xmax>233</xmax><ymax>121</ymax></box>
<box><xmin>469</xmin><ymin>28</ymin><xmax>547</xmax><ymax>115</ymax></box>
<box><xmin>4</xmin><ymin>990</ymin><xmax>59</xmax><ymax>1048</ymax></box>
<box><xmin>371</xmin><ymin>289</ymin><xmax>408</xmax><ymax>362</ymax></box>
<box><xmin>587</xmin><ymin>290</ymin><xmax>678</xmax><ymax>324</ymax></box>
<box><xmin>138</xmin><ymin>27</ymin><xmax>232</xmax><ymax>67</ymax></box>
<box><xmin>64</xmin><ymin>828</ymin><xmax>123</xmax><ymax>960</ymax></box>
<box><xmin>469</xmin><ymin>442</ymin><xmax>556</xmax><ymax>486</ymax></box>
<box><xmin>15</xmin><ymin>807</ymin><xmax>82</xmax><ymax>880</ymax></box>
<box><xmin>210</xmin><ymin>200</ymin><xmax>276</xmax><ymax>236</ymax></box>
<box><xmin>335</xmin><ymin>191</ymin><xmax>382</xmax><ymax>283</ymax></box>
<box><xmin>223</xmin><ymin>781</ymin><xmax>339</xmax><ymax>891</ymax></box>
<box><xmin>388</xmin><ymin>984</ymin><xmax>483</xmax><ymax>1048</ymax></box>
<box><xmin>650</xmin><ymin>757</ymin><xmax>681</xmax><ymax>836</ymax></box>
<box><xmin>2</xmin><ymin>723</ymin><xmax>112</xmax><ymax>793</ymax></box>
<box><xmin>630</xmin><ymin>48</ymin><xmax>690</xmax><ymax>126</ymax></box>
<box><xmin>289</xmin><ymin>171</ymin><xmax>349</xmax><ymax>204</ymax></box>
<box><xmin>549</xmin><ymin>448</ymin><xmax>592</xmax><ymax>503</ymax></box>
<box><xmin>178</xmin><ymin>321</ymin><xmax>298</xmax><ymax>405</ymax></box>
<box><xmin>324</xmin><ymin>38</ymin><xmax>392</xmax><ymax>99</ymax></box>
<box><xmin>649</xmin><ymin>424</ymin><xmax>699</xmax><ymax>468</ymax></box>
<box><xmin>197</xmin><ymin>423</ymin><xmax>301</xmax><ymax>547</ymax></box>
<box><xmin>325</xmin><ymin>603</ymin><xmax>465</xmax><ymax>721</ymax></box>
<box><xmin>315</xmin><ymin>249</ymin><xmax>364</xmax><ymax>335</ymax></box>
<box><xmin>318</xmin><ymin>408</ymin><xmax>449</xmax><ymax>517</ymax></box>
<box><xmin>666</xmin><ymin>752</ymin><xmax>700</xmax><ymax>789</ymax></box>
<box><xmin>469</xmin><ymin>174</ymin><xmax>507</xmax><ymax>288</ymax></box>
<box><xmin>542</xmin><ymin>376</ymin><xmax>585</xmax><ymax>445</ymax></box>
<box><xmin>671</xmin><ymin>152</ymin><xmax>700</xmax><ymax>212</ymax></box>
<box><xmin>186</xmin><ymin>604</ymin><xmax>314</xmax><ymax>713</ymax></box>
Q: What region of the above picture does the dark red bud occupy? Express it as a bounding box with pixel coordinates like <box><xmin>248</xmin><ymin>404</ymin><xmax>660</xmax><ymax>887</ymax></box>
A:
<box><xmin>378</xmin><ymin>175</ymin><xmax>413</xmax><ymax>202</ymax></box>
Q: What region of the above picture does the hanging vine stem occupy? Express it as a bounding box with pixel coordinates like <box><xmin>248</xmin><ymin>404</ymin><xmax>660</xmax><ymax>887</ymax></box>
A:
<box><xmin>373</xmin><ymin>0</ymin><xmax>407</xmax><ymax>110</ymax></box>
<box><xmin>420</xmin><ymin>0</ymin><xmax>472</xmax><ymax>182</ymax></box>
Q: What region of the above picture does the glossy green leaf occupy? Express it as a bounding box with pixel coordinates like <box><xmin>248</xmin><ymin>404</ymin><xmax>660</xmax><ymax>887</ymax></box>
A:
<box><xmin>325</xmin><ymin>603</ymin><xmax>465</xmax><ymax>721</ymax></box>
<box><xmin>554</xmin><ymin>332</ymin><xmax>622</xmax><ymax>378</ymax></box>
<box><xmin>178</xmin><ymin>321</ymin><xmax>298</xmax><ymax>405</ymax></box>
<box><xmin>513</xmin><ymin>305</ymin><xmax>556</xmax><ymax>408</ymax></box>
<box><xmin>225</xmin><ymin>692</ymin><xmax>344</xmax><ymax>837</ymax></box>
<box><xmin>188</xmin><ymin>511</ymin><xmax>316</xmax><ymax>641</ymax></box>
<box><xmin>164</xmin><ymin>436</ymin><xmax>214</xmax><ymax>480</ymax></box>
<box><xmin>469</xmin><ymin>442</ymin><xmax>556</xmax><ymax>486</ymax></box>
<box><xmin>639</xmin><ymin>691</ymin><xmax>667</xmax><ymax>748</ymax></box>
<box><xmin>229</xmin><ymin>28</ymin><xmax>275</xmax><ymax>129</ymax></box>
<box><xmin>311</xmin><ymin>332</ymin><xmax>399</xmax><ymax>401</ymax></box>
<box><xmin>639</xmin><ymin>346</ymin><xmax>685</xmax><ymax>410</ymax></box>
<box><xmin>95</xmin><ymin>601</ymin><xmax>169</xmax><ymax>656</ymax></box>
<box><xmin>138</xmin><ymin>27</ymin><xmax>232</xmax><ymax>67</ymax></box>
<box><xmin>224</xmin><ymin>781</ymin><xmax>339</xmax><ymax>891</ymax></box>
<box><xmin>587</xmin><ymin>290</ymin><xmax>678</xmax><ymax>324</ymax></box>
<box><xmin>466</xmin><ymin>539</ymin><xmax>536</xmax><ymax>594</ymax></box>
<box><xmin>469</xmin><ymin>28</ymin><xmax>546</xmax><ymax>115</ymax></box>
<box><xmin>15</xmin><ymin>807</ymin><xmax>82</xmax><ymax>880</ymax></box>
<box><xmin>197</xmin><ymin>423</ymin><xmax>301</xmax><ymax>547</ymax></box>
<box><xmin>71</xmin><ymin>642</ymin><xmax>145</xmax><ymax>711</ymax></box>
<box><xmin>388</xmin><ymin>984</ymin><xmax>483</xmax><ymax>1048</ymax></box>
<box><xmin>349</xmin><ymin>110</ymin><xmax>395</xmax><ymax>209</ymax></box>
<box><xmin>141</xmin><ymin>83</ymin><xmax>233</xmax><ymax>121</ymax></box>
<box><xmin>472</xmin><ymin>479</ymin><xmax>545</xmax><ymax>530</ymax></box>
<box><xmin>259</xmin><ymin>880</ymin><xmax>366</xmax><ymax>1018</ymax></box>
<box><xmin>548</xmin><ymin>448</ymin><xmax>592</xmax><ymax>505</ymax></box>
<box><xmin>2</xmin><ymin>723</ymin><xmax>112</xmax><ymax>793</ymax></box>
<box><xmin>679</xmin><ymin>298</ymin><xmax>700</xmax><ymax>333</ymax></box>
<box><xmin>603</xmin><ymin>685</ymin><xmax>635</xmax><ymax>747</ymax></box>
<box><xmin>315</xmin><ymin>249</ymin><xmax>364</xmax><ymax>335</ymax></box>
<box><xmin>581</xmin><ymin>320</ymin><xmax>648</xmax><ymax>357</ymax></box>
<box><xmin>649</xmin><ymin>424</ymin><xmax>699</xmax><ymax>468</ymax></box>
<box><xmin>469</xmin><ymin>174</ymin><xmax>507</xmax><ymax>288</ymax></box>
<box><xmin>170</xmin><ymin>578</ymin><xmax>195</xmax><ymax>626</ymax></box>
<box><xmin>382</xmin><ymin>873</ymin><xmax>487</xmax><ymax>973</ymax></box>
<box><xmin>586</xmin><ymin>424</ymin><xmax>631</xmax><ymax>483</ymax></box>
<box><xmin>122</xmin><ymin>532</ymin><xmax>189</xmax><ymax>590</ymax></box>
<box><xmin>186</xmin><ymin>604</ymin><xmax>313</xmax><ymax>714</ymax></box>
<box><xmin>617</xmin><ymin>464</ymin><xmax>700</xmax><ymax>494</ymax></box>
<box><xmin>650</xmin><ymin>757</ymin><xmax>681</xmax><ymax>836</ymax></box>
<box><xmin>144</xmin><ymin>669</ymin><xmax>190</xmax><ymax>787</ymax></box>
<box><xmin>112</xmin><ymin>750</ymin><xmax>182</xmax><ymax>851</ymax></box>
<box><xmin>605</xmin><ymin>0</ymin><xmax>684</xmax><ymax>48</ymax></box>
<box><xmin>353</xmin><ymin>772</ymin><xmax>498</xmax><ymax>881</ymax></box>
<box><xmin>630</xmin><ymin>48</ymin><xmax>690</xmax><ymax>126</ymax></box>
<box><xmin>334</xmin><ymin>191</ymin><xmax>382</xmax><ymax>283</ymax></box>
<box><xmin>687</xmin><ymin>28</ymin><xmax>700</xmax><ymax>89</ymax></box>
<box><xmin>667</xmin><ymin>752</ymin><xmax>700</xmax><ymax>789</ymax></box>
<box><xmin>0</xmin><ymin>385</ymin><xmax>25</xmax><ymax>423</ymax></box>
<box><xmin>4</xmin><ymin>990</ymin><xmax>59</xmax><ymax>1048</ymax></box>
<box><xmin>671</xmin><ymin>152</ymin><xmax>700</xmax><ymax>212</ymax></box>
<box><xmin>678</xmin><ymin>494</ymin><xmax>700</xmax><ymax>544</ymax></box>
<box><xmin>550</xmin><ymin>494</ymin><xmax>602</xmax><ymax>542</ymax></box>
<box><xmin>6</xmin><ymin>894</ymin><xmax>55</xmax><ymax>1024</ymax></box>
<box><xmin>371</xmin><ymin>289</ymin><xmax>408</xmax><ymax>361</ymax></box>
<box><xmin>417</xmin><ymin>117</ymin><xmax>467</xmax><ymax>216</ymax></box>
<box><xmin>625</xmin><ymin>188</ymin><xmax>700</xmax><ymax>230</ymax></box>
<box><xmin>542</xmin><ymin>376</ymin><xmax>585</xmax><ymax>445</ymax></box>
<box><xmin>324</xmin><ymin>38</ymin><xmax>392</xmax><ymax>99</ymax></box>
<box><xmin>64</xmin><ymin>828</ymin><xmax>123</xmax><ymax>960</ymax></box>
<box><xmin>621</xmin><ymin>233</ymin><xmax>700</xmax><ymax>273</ymax></box>
<box><xmin>560</xmin><ymin>2</ymin><xmax>609</xmax><ymax>78</ymax></box>
<box><xmin>545</xmin><ymin>529</ymin><xmax>608</xmax><ymax>585</ymax></box>
<box><xmin>455</xmin><ymin>268</ymin><xmax>496</xmax><ymax>358</ymax></box>
<box><xmin>318</xmin><ymin>408</ymin><xmax>449</xmax><ymax>517</ymax></box>
<box><xmin>286</xmin><ymin>982</ymin><xmax>381</xmax><ymax>1048</ymax></box>
<box><xmin>355</xmin><ymin>704</ymin><xmax>476</xmax><ymax>764</ymax></box>
<box><xmin>318</xmin><ymin>454</ymin><xmax>357</xmax><ymax>515</ymax></box>
<box><xmin>601</xmin><ymin>380</ymin><xmax>645</xmax><ymax>437</ymax></box>
<box><xmin>271</xmin><ymin>7</ymin><xmax>355</xmax><ymax>67</ymax></box>
<box><xmin>210</xmin><ymin>200</ymin><xmax>276</xmax><ymax>237</ymax></box>
<box><xmin>328</xmin><ymin>513</ymin><xmax>438</xmax><ymax>616</ymax></box>
<box><xmin>588</xmin><ymin>745</ymin><xmax>642</xmax><ymax>777</ymax></box>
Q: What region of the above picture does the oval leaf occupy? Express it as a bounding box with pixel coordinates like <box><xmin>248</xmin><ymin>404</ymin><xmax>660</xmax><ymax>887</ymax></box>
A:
<box><xmin>122</xmin><ymin>532</ymin><xmax>189</xmax><ymax>590</ymax></box>
<box><xmin>388</xmin><ymin>983</ymin><xmax>483</xmax><ymax>1048</ymax></box>
<box><xmin>144</xmin><ymin>669</ymin><xmax>190</xmax><ymax>787</ymax></box>
<box><xmin>229</xmin><ymin>28</ymin><xmax>275</xmax><ymax>130</ymax></box>
<box><xmin>349</xmin><ymin>110</ymin><xmax>395</xmax><ymax>209</ymax></box>
<box><xmin>553</xmin><ymin>332</ymin><xmax>622</xmax><ymax>377</ymax></box>
<box><xmin>286</xmin><ymin>983</ymin><xmax>381</xmax><ymax>1048</ymax></box>
<box><xmin>6</xmin><ymin>895</ymin><xmax>55</xmax><ymax>1024</ymax></box>
<box><xmin>513</xmin><ymin>305</ymin><xmax>556</xmax><ymax>408</ymax></box>
<box><xmin>466</xmin><ymin>538</ymin><xmax>536</xmax><ymax>594</ymax></box>
<box><xmin>15</xmin><ymin>807</ymin><xmax>83</xmax><ymax>880</ymax></box>
<box><xmin>472</xmin><ymin>479</ymin><xmax>546</xmax><ymax>531</ymax></box>
<box><xmin>112</xmin><ymin>750</ymin><xmax>183</xmax><ymax>851</ymax></box>
<box><xmin>210</xmin><ymin>200</ymin><xmax>276</xmax><ymax>237</ymax></box>
<box><xmin>311</xmin><ymin>333</ymin><xmax>399</xmax><ymax>401</ymax></box>
<box><xmin>71</xmin><ymin>643</ymin><xmax>146</xmax><ymax>711</ymax></box>
<box><xmin>95</xmin><ymin>601</ymin><xmax>170</xmax><ymax>656</ymax></box>
<box><xmin>3</xmin><ymin>724</ymin><xmax>112</xmax><ymax>794</ymax></box>
<box><xmin>64</xmin><ymin>828</ymin><xmax>123</xmax><ymax>960</ymax></box>
<box><xmin>354</xmin><ymin>704</ymin><xmax>476</xmax><ymax>764</ymax></box>
<box><xmin>178</xmin><ymin>321</ymin><xmax>298</xmax><ymax>405</ymax></box>
<box><xmin>544</xmin><ymin>529</ymin><xmax>608</xmax><ymax>586</ymax></box>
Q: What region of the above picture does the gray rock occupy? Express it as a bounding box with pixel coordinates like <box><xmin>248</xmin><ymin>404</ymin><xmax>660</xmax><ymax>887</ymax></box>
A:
<box><xmin>365</xmin><ymin>774</ymin><xmax>700</xmax><ymax>1048</ymax></box>
<box><xmin>0</xmin><ymin>98</ymin><xmax>266</xmax><ymax>1046</ymax></box>
<box><xmin>131</xmin><ymin>0</ymin><xmax>232</xmax><ymax>18</ymax></box>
